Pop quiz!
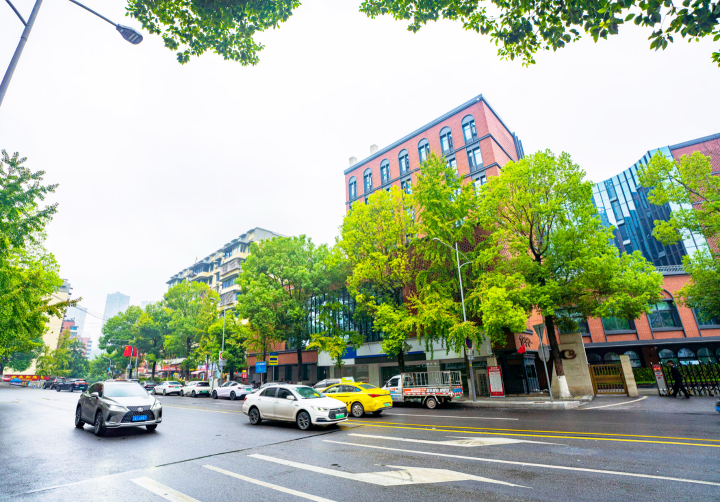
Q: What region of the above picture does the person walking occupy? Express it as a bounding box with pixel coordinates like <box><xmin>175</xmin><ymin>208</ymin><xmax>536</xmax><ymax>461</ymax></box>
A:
<box><xmin>668</xmin><ymin>361</ymin><xmax>691</xmax><ymax>398</ymax></box>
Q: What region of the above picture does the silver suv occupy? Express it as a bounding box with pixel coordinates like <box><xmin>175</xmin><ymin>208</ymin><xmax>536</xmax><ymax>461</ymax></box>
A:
<box><xmin>75</xmin><ymin>381</ymin><xmax>162</xmax><ymax>436</ymax></box>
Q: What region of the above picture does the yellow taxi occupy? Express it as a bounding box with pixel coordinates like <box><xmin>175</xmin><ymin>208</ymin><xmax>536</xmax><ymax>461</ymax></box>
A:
<box><xmin>322</xmin><ymin>382</ymin><xmax>393</xmax><ymax>417</ymax></box>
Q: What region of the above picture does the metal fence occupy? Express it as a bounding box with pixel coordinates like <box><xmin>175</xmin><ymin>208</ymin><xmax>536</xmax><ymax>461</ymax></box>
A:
<box><xmin>589</xmin><ymin>364</ymin><xmax>627</xmax><ymax>395</ymax></box>
<box><xmin>659</xmin><ymin>362</ymin><xmax>720</xmax><ymax>396</ymax></box>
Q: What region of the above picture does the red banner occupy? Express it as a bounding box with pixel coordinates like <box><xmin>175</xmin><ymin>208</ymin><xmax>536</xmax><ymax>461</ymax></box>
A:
<box><xmin>123</xmin><ymin>346</ymin><xmax>138</xmax><ymax>357</ymax></box>
<box><xmin>488</xmin><ymin>365</ymin><xmax>505</xmax><ymax>397</ymax></box>
<box><xmin>3</xmin><ymin>375</ymin><xmax>42</xmax><ymax>381</ymax></box>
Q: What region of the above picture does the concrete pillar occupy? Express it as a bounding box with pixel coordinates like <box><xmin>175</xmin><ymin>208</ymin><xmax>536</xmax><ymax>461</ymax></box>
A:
<box><xmin>368</xmin><ymin>364</ymin><xmax>381</xmax><ymax>388</ymax></box>
<box><xmin>619</xmin><ymin>354</ymin><xmax>639</xmax><ymax>397</ymax></box>
<box><xmin>550</xmin><ymin>332</ymin><xmax>594</xmax><ymax>397</ymax></box>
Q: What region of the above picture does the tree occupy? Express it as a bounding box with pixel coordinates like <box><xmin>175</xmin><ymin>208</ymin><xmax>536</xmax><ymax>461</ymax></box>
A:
<box><xmin>340</xmin><ymin>187</ymin><xmax>418</xmax><ymax>373</ymax></box>
<box><xmin>100</xmin><ymin>306</ymin><xmax>144</xmax><ymax>376</ymax></box>
<box><xmin>35</xmin><ymin>329</ymin><xmax>86</xmax><ymax>378</ymax></box>
<box><xmin>128</xmin><ymin>0</ymin><xmax>300</xmax><ymax>65</ymax></box>
<box><xmin>359</xmin><ymin>0</ymin><xmax>720</xmax><ymax>66</ymax></box>
<box><xmin>475</xmin><ymin>150</ymin><xmax>663</xmax><ymax>397</ymax></box>
<box><xmin>208</xmin><ymin>312</ymin><xmax>248</xmax><ymax>380</ymax></box>
<box><xmin>308</xmin><ymin>300</ymin><xmax>364</xmax><ymax>375</ymax></box>
<box><xmin>135</xmin><ymin>303</ymin><xmax>171</xmax><ymax>381</ymax></box>
<box><xmin>638</xmin><ymin>150</ymin><xmax>720</xmax><ymax>319</ymax></box>
<box><xmin>163</xmin><ymin>282</ymin><xmax>219</xmax><ymax>379</ymax></box>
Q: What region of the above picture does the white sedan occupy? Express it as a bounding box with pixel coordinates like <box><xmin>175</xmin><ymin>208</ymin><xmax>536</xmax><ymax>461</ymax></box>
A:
<box><xmin>181</xmin><ymin>381</ymin><xmax>211</xmax><ymax>397</ymax></box>
<box><xmin>212</xmin><ymin>381</ymin><xmax>254</xmax><ymax>401</ymax></box>
<box><xmin>154</xmin><ymin>381</ymin><xmax>183</xmax><ymax>396</ymax></box>
<box><xmin>243</xmin><ymin>384</ymin><xmax>348</xmax><ymax>430</ymax></box>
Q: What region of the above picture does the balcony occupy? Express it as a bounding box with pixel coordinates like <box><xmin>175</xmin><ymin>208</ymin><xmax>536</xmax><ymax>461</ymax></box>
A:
<box><xmin>221</xmin><ymin>258</ymin><xmax>242</xmax><ymax>276</ymax></box>
<box><xmin>655</xmin><ymin>265</ymin><xmax>685</xmax><ymax>276</ymax></box>
<box><xmin>220</xmin><ymin>291</ymin><xmax>236</xmax><ymax>306</ymax></box>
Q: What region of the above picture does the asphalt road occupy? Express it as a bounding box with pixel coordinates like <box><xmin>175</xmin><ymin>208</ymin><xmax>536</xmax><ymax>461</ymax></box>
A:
<box><xmin>1</xmin><ymin>386</ymin><xmax>719</xmax><ymax>502</ymax></box>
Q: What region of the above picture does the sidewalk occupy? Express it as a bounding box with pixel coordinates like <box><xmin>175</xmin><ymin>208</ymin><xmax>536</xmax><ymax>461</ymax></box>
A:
<box><xmin>450</xmin><ymin>394</ymin><xmax>594</xmax><ymax>410</ymax></box>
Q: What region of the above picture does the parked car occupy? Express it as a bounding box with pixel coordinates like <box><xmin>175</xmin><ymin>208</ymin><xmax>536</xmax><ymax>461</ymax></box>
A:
<box><xmin>75</xmin><ymin>381</ymin><xmax>162</xmax><ymax>436</ymax></box>
<box><xmin>143</xmin><ymin>381</ymin><xmax>158</xmax><ymax>392</ymax></box>
<box><xmin>323</xmin><ymin>382</ymin><xmax>392</xmax><ymax>417</ymax></box>
<box><xmin>154</xmin><ymin>381</ymin><xmax>183</xmax><ymax>396</ymax></box>
<box><xmin>243</xmin><ymin>384</ymin><xmax>348</xmax><ymax>430</ymax></box>
<box><xmin>56</xmin><ymin>379</ymin><xmax>88</xmax><ymax>392</ymax></box>
<box><xmin>43</xmin><ymin>377</ymin><xmax>67</xmax><ymax>390</ymax></box>
<box><xmin>313</xmin><ymin>379</ymin><xmax>342</xmax><ymax>392</ymax></box>
<box><xmin>181</xmin><ymin>381</ymin><xmax>211</xmax><ymax>397</ymax></box>
<box><xmin>716</xmin><ymin>397</ymin><xmax>720</xmax><ymax>414</ymax></box>
<box><xmin>212</xmin><ymin>381</ymin><xmax>254</xmax><ymax>401</ymax></box>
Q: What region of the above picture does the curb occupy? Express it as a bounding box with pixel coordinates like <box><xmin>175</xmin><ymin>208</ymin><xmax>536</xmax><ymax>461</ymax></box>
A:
<box><xmin>451</xmin><ymin>395</ymin><xmax>594</xmax><ymax>410</ymax></box>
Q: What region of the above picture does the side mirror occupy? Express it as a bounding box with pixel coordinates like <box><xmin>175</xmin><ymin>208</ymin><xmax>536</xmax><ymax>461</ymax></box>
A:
<box><xmin>286</xmin><ymin>395</ymin><xmax>296</xmax><ymax>401</ymax></box>
<box><xmin>90</xmin><ymin>392</ymin><xmax>99</xmax><ymax>398</ymax></box>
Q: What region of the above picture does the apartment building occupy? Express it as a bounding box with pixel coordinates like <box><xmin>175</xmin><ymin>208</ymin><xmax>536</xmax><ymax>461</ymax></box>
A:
<box><xmin>166</xmin><ymin>227</ymin><xmax>283</xmax><ymax>309</ymax></box>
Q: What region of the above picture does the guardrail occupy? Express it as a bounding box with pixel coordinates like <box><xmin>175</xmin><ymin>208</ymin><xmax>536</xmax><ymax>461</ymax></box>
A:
<box><xmin>659</xmin><ymin>362</ymin><xmax>720</xmax><ymax>396</ymax></box>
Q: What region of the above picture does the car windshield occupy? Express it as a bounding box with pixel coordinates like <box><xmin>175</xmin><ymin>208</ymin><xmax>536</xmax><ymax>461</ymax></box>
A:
<box><xmin>359</xmin><ymin>384</ymin><xmax>379</xmax><ymax>390</ymax></box>
<box><xmin>295</xmin><ymin>387</ymin><xmax>323</xmax><ymax>399</ymax></box>
<box><xmin>166</xmin><ymin>381</ymin><xmax>180</xmax><ymax>386</ymax></box>
<box><xmin>103</xmin><ymin>383</ymin><xmax>148</xmax><ymax>397</ymax></box>
<box><xmin>196</xmin><ymin>382</ymin><xmax>209</xmax><ymax>387</ymax></box>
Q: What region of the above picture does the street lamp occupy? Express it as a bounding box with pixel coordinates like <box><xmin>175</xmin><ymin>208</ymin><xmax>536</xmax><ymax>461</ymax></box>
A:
<box><xmin>0</xmin><ymin>0</ymin><xmax>143</xmax><ymax>108</ymax></box>
<box><xmin>432</xmin><ymin>237</ymin><xmax>477</xmax><ymax>403</ymax></box>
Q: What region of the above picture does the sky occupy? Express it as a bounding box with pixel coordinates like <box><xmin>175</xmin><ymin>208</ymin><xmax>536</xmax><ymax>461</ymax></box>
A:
<box><xmin>2</xmin><ymin>1</ymin><xmax>719</xmax><ymax>344</ymax></box>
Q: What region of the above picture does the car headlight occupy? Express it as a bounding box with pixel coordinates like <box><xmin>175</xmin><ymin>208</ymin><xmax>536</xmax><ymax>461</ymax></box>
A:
<box><xmin>152</xmin><ymin>400</ymin><xmax>162</xmax><ymax>409</ymax></box>
<box><xmin>108</xmin><ymin>404</ymin><xmax>127</xmax><ymax>412</ymax></box>
<box><xmin>311</xmin><ymin>406</ymin><xmax>329</xmax><ymax>412</ymax></box>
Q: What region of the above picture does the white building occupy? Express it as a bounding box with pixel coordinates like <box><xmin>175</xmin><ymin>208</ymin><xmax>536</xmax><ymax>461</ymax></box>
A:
<box><xmin>102</xmin><ymin>292</ymin><xmax>130</xmax><ymax>326</ymax></box>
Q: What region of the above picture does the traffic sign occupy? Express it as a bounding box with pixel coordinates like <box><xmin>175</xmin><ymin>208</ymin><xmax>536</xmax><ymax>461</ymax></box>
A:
<box><xmin>538</xmin><ymin>343</ymin><xmax>550</xmax><ymax>363</ymax></box>
<box><xmin>268</xmin><ymin>352</ymin><xmax>278</xmax><ymax>366</ymax></box>
<box><xmin>219</xmin><ymin>351</ymin><xmax>227</xmax><ymax>361</ymax></box>
<box><xmin>256</xmin><ymin>361</ymin><xmax>267</xmax><ymax>373</ymax></box>
<box><xmin>532</xmin><ymin>323</ymin><xmax>545</xmax><ymax>342</ymax></box>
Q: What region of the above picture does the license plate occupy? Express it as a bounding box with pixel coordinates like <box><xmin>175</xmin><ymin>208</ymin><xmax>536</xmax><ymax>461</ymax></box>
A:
<box><xmin>335</xmin><ymin>413</ymin><xmax>345</xmax><ymax>419</ymax></box>
<box><xmin>132</xmin><ymin>415</ymin><xmax>147</xmax><ymax>422</ymax></box>
<box><xmin>383</xmin><ymin>403</ymin><xmax>391</xmax><ymax>407</ymax></box>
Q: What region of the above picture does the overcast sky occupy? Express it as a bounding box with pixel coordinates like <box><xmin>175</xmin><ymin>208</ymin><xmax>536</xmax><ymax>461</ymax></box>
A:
<box><xmin>2</xmin><ymin>1</ymin><xmax>719</xmax><ymax>342</ymax></box>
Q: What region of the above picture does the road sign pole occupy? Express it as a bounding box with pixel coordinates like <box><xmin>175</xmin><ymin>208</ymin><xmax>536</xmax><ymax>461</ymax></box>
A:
<box><xmin>533</xmin><ymin>324</ymin><xmax>553</xmax><ymax>402</ymax></box>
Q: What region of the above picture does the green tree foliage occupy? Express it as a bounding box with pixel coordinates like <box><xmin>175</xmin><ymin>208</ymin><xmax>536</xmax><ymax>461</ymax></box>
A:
<box><xmin>638</xmin><ymin>150</ymin><xmax>720</xmax><ymax>320</ymax></box>
<box><xmin>308</xmin><ymin>300</ymin><xmax>364</xmax><ymax>374</ymax></box>
<box><xmin>127</xmin><ymin>0</ymin><xmax>300</xmax><ymax>64</ymax></box>
<box><xmin>475</xmin><ymin>150</ymin><xmax>663</xmax><ymax>397</ymax></box>
<box><xmin>208</xmin><ymin>313</ymin><xmax>248</xmax><ymax>378</ymax></box>
<box><xmin>100</xmin><ymin>306</ymin><xmax>145</xmax><ymax>375</ymax></box>
<box><xmin>340</xmin><ymin>187</ymin><xmax>418</xmax><ymax>373</ymax></box>
<box><xmin>35</xmin><ymin>329</ymin><xmax>87</xmax><ymax>378</ymax></box>
<box><xmin>135</xmin><ymin>303</ymin><xmax>171</xmax><ymax>380</ymax></box>
<box><xmin>359</xmin><ymin>0</ymin><xmax>720</xmax><ymax>66</ymax></box>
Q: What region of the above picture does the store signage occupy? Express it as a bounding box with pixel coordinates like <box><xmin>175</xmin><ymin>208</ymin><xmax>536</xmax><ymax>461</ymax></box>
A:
<box><xmin>488</xmin><ymin>366</ymin><xmax>505</xmax><ymax>397</ymax></box>
<box><xmin>652</xmin><ymin>364</ymin><xmax>667</xmax><ymax>395</ymax></box>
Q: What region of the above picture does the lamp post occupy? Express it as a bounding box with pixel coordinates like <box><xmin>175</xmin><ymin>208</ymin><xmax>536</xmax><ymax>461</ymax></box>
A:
<box><xmin>0</xmin><ymin>0</ymin><xmax>143</xmax><ymax>108</ymax></box>
<box><xmin>432</xmin><ymin>237</ymin><xmax>477</xmax><ymax>402</ymax></box>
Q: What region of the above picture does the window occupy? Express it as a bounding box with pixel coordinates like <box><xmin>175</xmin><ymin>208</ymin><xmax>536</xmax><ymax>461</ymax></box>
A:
<box><xmin>348</xmin><ymin>177</ymin><xmax>357</xmax><ymax>200</ymax></box>
<box><xmin>556</xmin><ymin>310</ymin><xmax>590</xmax><ymax>334</ymax></box>
<box><xmin>446</xmin><ymin>157</ymin><xmax>457</xmax><ymax>170</ymax></box>
<box><xmin>624</xmin><ymin>351</ymin><xmax>641</xmax><ymax>368</ymax></box>
<box><xmin>695</xmin><ymin>309</ymin><xmax>720</xmax><ymax>327</ymax></box>
<box><xmin>601</xmin><ymin>316</ymin><xmax>635</xmax><ymax>332</ymax></box>
<box><xmin>439</xmin><ymin>127</ymin><xmax>454</xmax><ymax>153</ymax></box>
<box><xmin>587</xmin><ymin>353</ymin><xmax>602</xmax><ymax>364</ymax></box>
<box><xmin>462</xmin><ymin>115</ymin><xmax>477</xmax><ymax>142</ymax></box>
<box><xmin>418</xmin><ymin>139</ymin><xmax>430</xmax><ymax>163</ymax></box>
<box><xmin>658</xmin><ymin>349</ymin><xmax>677</xmax><ymax>364</ymax></box>
<box><xmin>260</xmin><ymin>387</ymin><xmax>277</xmax><ymax>397</ymax></box>
<box><xmin>363</xmin><ymin>168</ymin><xmax>373</xmax><ymax>192</ymax></box>
<box><xmin>473</xmin><ymin>175</ymin><xmax>487</xmax><ymax>192</ymax></box>
<box><xmin>677</xmin><ymin>348</ymin><xmax>696</xmax><ymax>360</ymax></box>
<box><xmin>221</xmin><ymin>276</ymin><xmax>238</xmax><ymax>289</ymax></box>
<box><xmin>341</xmin><ymin>385</ymin><xmax>359</xmax><ymax>393</ymax></box>
<box><xmin>277</xmin><ymin>388</ymin><xmax>293</xmax><ymax>400</ymax></box>
<box><xmin>647</xmin><ymin>300</ymin><xmax>681</xmax><ymax>329</ymax></box>
<box><xmin>380</xmin><ymin>159</ymin><xmax>390</xmax><ymax>185</ymax></box>
<box><xmin>323</xmin><ymin>385</ymin><xmax>339</xmax><ymax>394</ymax></box>
<box><xmin>603</xmin><ymin>352</ymin><xmax>620</xmax><ymax>362</ymax></box>
<box><xmin>697</xmin><ymin>348</ymin><xmax>717</xmax><ymax>364</ymax></box>
<box><xmin>467</xmin><ymin>147</ymin><xmax>483</xmax><ymax>171</ymax></box>
<box><xmin>401</xmin><ymin>179</ymin><xmax>412</xmax><ymax>194</ymax></box>
<box><xmin>398</xmin><ymin>149</ymin><xmax>410</xmax><ymax>174</ymax></box>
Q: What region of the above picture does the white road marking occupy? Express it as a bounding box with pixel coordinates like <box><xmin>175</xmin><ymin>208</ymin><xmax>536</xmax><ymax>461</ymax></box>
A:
<box><xmin>248</xmin><ymin>453</ymin><xmax>526</xmax><ymax>488</ymax></box>
<box><xmin>203</xmin><ymin>465</ymin><xmax>337</xmax><ymax>502</ymax></box>
<box><xmin>349</xmin><ymin>433</ymin><xmax>557</xmax><ymax>446</ymax></box>
<box><xmin>382</xmin><ymin>412</ymin><xmax>518</xmax><ymax>420</ymax></box>
<box><xmin>132</xmin><ymin>477</ymin><xmax>202</xmax><ymax>502</ymax></box>
<box><xmin>581</xmin><ymin>396</ymin><xmax>647</xmax><ymax>410</ymax></box>
<box><xmin>325</xmin><ymin>440</ymin><xmax>720</xmax><ymax>487</ymax></box>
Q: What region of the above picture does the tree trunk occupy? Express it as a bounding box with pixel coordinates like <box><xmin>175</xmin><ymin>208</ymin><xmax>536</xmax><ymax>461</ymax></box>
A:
<box><xmin>462</xmin><ymin>346</ymin><xmax>472</xmax><ymax>397</ymax></box>
<box><xmin>544</xmin><ymin>314</ymin><xmax>571</xmax><ymax>398</ymax></box>
<box><xmin>296</xmin><ymin>343</ymin><xmax>303</xmax><ymax>384</ymax></box>
<box><xmin>0</xmin><ymin>357</ymin><xmax>6</xmax><ymax>378</ymax></box>
<box><xmin>261</xmin><ymin>345</ymin><xmax>267</xmax><ymax>385</ymax></box>
<box><xmin>151</xmin><ymin>361</ymin><xmax>156</xmax><ymax>382</ymax></box>
<box><xmin>397</xmin><ymin>351</ymin><xmax>406</xmax><ymax>374</ymax></box>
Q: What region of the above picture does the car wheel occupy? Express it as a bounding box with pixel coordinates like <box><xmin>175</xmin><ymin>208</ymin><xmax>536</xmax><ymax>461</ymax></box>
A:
<box><xmin>74</xmin><ymin>407</ymin><xmax>84</xmax><ymax>428</ymax></box>
<box><xmin>296</xmin><ymin>411</ymin><xmax>312</xmax><ymax>430</ymax></box>
<box><xmin>192</xmin><ymin>391</ymin><xmax>196</xmax><ymax>398</ymax></box>
<box><xmin>181</xmin><ymin>390</ymin><xmax>184</xmax><ymax>397</ymax></box>
<box><xmin>230</xmin><ymin>391</ymin><xmax>236</xmax><ymax>401</ymax></box>
<box><xmin>248</xmin><ymin>407</ymin><xmax>262</xmax><ymax>425</ymax></box>
<box><xmin>372</xmin><ymin>410</ymin><xmax>383</xmax><ymax>416</ymax></box>
<box><xmin>425</xmin><ymin>396</ymin><xmax>438</xmax><ymax>409</ymax></box>
<box><xmin>69</xmin><ymin>387</ymin><xmax>73</xmax><ymax>393</ymax></box>
<box><xmin>56</xmin><ymin>387</ymin><xmax>60</xmax><ymax>392</ymax></box>
<box><xmin>351</xmin><ymin>402</ymin><xmax>365</xmax><ymax>418</ymax></box>
<box><xmin>146</xmin><ymin>424</ymin><xmax>158</xmax><ymax>432</ymax></box>
<box><xmin>93</xmin><ymin>411</ymin><xmax>105</xmax><ymax>437</ymax></box>
<box><xmin>212</xmin><ymin>391</ymin><xmax>218</xmax><ymax>399</ymax></box>
<box><xmin>163</xmin><ymin>389</ymin><xmax>166</xmax><ymax>396</ymax></box>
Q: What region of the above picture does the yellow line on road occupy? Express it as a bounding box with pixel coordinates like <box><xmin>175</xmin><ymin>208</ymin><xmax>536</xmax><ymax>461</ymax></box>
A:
<box><xmin>346</xmin><ymin>422</ymin><xmax>720</xmax><ymax>448</ymax></box>
<box><xmin>348</xmin><ymin>420</ymin><xmax>720</xmax><ymax>443</ymax></box>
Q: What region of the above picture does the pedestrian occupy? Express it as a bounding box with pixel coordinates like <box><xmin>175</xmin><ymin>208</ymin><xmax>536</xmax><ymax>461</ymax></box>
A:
<box><xmin>667</xmin><ymin>361</ymin><xmax>691</xmax><ymax>398</ymax></box>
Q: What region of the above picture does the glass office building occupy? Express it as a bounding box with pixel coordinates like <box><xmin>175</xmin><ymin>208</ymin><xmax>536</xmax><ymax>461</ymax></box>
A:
<box><xmin>592</xmin><ymin>146</ymin><xmax>708</xmax><ymax>267</ymax></box>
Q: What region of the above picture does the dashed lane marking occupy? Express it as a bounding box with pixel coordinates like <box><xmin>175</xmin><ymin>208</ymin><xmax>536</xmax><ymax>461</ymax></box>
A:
<box><xmin>382</xmin><ymin>412</ymin><xmax>518</xmax><ymax>421</ymax></box>
<box><xmin>204</xmin><ymin>465</ymin><xmax>338</xmax><ymax>501</ymax></box>
<box><xmin>348</xmin><ymin>433</ymin><xmax>558</xmax><ymax>446</ymax></box>
<box><xmin>581</xmin><ymin>396</ymin><xmax>647</xmax><ymax>410</ymax></box>
<box><xmin>325</xmin><ymin>440</ymin><xmax>720</xmax><ymax>487</ymax></box>
<box><xmin>132</xmin><ymin>477</ymin><xmax>202</xmax><ymax>502</ymax></box>
<box><xmin>347</xmin><ymin>419</ymin><xmax>720</xmax><ymax>443</ymax></box>
<box><xmin>346</xmin><ymin>422</ymin><xmax>720</xmax><ymax>448</ymax></box>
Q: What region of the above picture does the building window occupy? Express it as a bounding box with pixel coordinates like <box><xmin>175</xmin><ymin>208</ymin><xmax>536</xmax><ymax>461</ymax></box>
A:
<box><xmin>697</xmin><ymin>348</ymin><xmax>718</xmax><ymax>364</ymax></box>
<box><xmin>401</xmin><ymin>179</ymin><xmax>412</xmax><ymax>194</ymax></box>
<box><xmin>363</xmin><ymin>169</ymin><xmax>373</xmax><ymax>193</ymax></box>
<box><xmin>446</xmin><ymin>157</ymin><xmax>457</xmax><ymax>170</ymax></box>
<box><xmin>473</xmin><ymin>175</ymin><xmax>487</xmax><ymax>192</ymax></box>
<box><xmin>601</xmin><ymin>316</ymin><xmax>635</xmax><ymax>332</ymax></box>
<box><xmin>462</xmin><ymin>115</ymin><xmax>477</xmax><ymax>142</ymax></box>
<box><xmin>587</xmin><ymin>353</ymin><xmax>602</xmax><ymax>364</ymax></box>
<box><xmin>221</xmin><ymin>276</ymin><xmax>238</xmax><ymax>289</ymax></box>
<box><xmin>380</xmin><ymin>159</ymin><xmax>390</xmax><ymax>185</ymax></box>
<box><xmin>418</xmin><ymin>139</ymin><xmax>430</xmax><ymax>163</ymax></box>
<box><xmin>603</xmin><ymin>352</ymin><xmax>620</xmax><ymax>362</ymax></box>
<box><xmin>348</xmin><ymin>177</ymin><xmax>357</xmax><ymax>200</ymax></box>
<box><xmin>398</xmin><ymin>149</ymin><xmax>410</xmax><ymax>174</ymax></box>
<box><xmin>658</xmin><ymin>349</ymin><xmax>677</xmax><ymax>364</ymax></box>
<box><xmin>694</xmin><ymin>309</ymin><xmax>720</xmax><ymax>327</ymax></box>
<box><xmin>556</xmin><ymin>310</ymin><xmax>590</xmax><ymax>334</ymax></box>
<box><xmin>439</xmin><ymin>127</ymin><xmax>454</xmax><ymax>153</ymax></box>
<box><xmin>624</xmin><ymin>351</ymin><xmax>642</xmax><ymax>368</ymax></box>
<box><xmin>647</xmin><ymin>300</ymin><xmax>681</xmax><ymax>329</ymax></box>
<box><xmin>467</xmin><ymin>147</ymin><xmax>483</xmax><ymax>172</ymax></box>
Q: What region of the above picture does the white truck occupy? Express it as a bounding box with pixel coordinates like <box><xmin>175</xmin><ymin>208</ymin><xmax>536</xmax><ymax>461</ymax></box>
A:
<box><xmin>382</xmin><ymin>371</ymin><xmax>463</xmax><ymax>409</ymax></box>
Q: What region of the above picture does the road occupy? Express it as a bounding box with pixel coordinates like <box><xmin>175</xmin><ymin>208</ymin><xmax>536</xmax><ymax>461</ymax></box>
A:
<box><xmin>1</xmin><ymin>386</ymin><xmax>719</xmax><ymax>502</ymax></box>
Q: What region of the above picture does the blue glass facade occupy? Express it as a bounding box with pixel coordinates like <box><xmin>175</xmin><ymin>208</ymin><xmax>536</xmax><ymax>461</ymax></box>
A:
<box><xmin>592</xmin><ymin>147</ymin><xmax>708</xmax><ymax>267</ymax></box>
